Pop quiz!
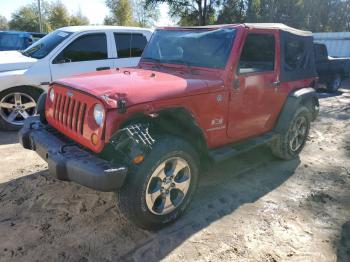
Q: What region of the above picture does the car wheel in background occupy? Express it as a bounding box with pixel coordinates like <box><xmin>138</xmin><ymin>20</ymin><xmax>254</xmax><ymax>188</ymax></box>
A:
<box><xmin>327</xmin><ymin>73</ymin><xmax>342</xmax><ymax>93</ymax></box>
<box><xmin>0</xmin><ymin>87</ymin><xmax>42</xmax><ymax>131</ymax></box>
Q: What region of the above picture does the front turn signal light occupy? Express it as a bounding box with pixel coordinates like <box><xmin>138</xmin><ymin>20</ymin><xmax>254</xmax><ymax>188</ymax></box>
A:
<box><xmin>91</xmin><ymin>133</ymin><xmax>98</xmax><ymax>145</ymax></box>
<box><xmin>132</xmin><ymin>154</ymin><xmax>145</xmax><ymax>164</ymax></box>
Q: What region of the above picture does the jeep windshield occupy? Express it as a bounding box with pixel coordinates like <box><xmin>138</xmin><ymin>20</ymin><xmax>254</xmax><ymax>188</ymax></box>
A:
<box><xmin>22</xmin><ymin>30</ymin><xmax>72</xmax><ymax>59</ymax></box>
<box><xmin>142</xmin><ymin>28</ymin><xmax>236</xmax><ymax>69</ymax></box>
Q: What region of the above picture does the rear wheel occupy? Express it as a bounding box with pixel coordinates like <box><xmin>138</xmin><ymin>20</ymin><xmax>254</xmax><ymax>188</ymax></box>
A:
<box><xmin>270</xmin><ymin>106</ymin><xmax>311</xmax><ymax>160</ymax></box>
<box><xmin>327</xmin><ymin>73</ymin><xmax>342</xmax><ymax>93</ymax></box>
<box><xmin>0</xmin><ymin>87</ymin><xmax>41</xmax><ymax>131</ymax></box>
<box><xmin>117</xmin><ymin>136</ymin><xmax>199</xmax><ymax>230</ymax></box>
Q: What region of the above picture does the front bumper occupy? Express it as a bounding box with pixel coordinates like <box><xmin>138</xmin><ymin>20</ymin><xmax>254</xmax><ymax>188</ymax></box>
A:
<box><xmin>19</xmin><ymin>116</ymin><xmax>128</xmax><ymax>192</ymax></box>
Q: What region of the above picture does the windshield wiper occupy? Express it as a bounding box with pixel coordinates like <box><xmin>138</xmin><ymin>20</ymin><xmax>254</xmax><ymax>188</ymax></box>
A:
<box><xmin>21</xmin><ymin>43</ymin><xmax>42</xmax><ymax>58</ymax></box>
<box><xmin>164</xmin><ymin>59</ymin><xmax>196</xmax><ymax>73</ymax></box>
<box><xmin>142</xmin><ymin>56</ymin><xmax>164</xmax><ymax>69</ymax></box>
<box><xmin>142</xmin><ymin>57</ymin><xmax>161</xmax><ymax>62</ymax></box>
<box><xmin>21</xmin><ymin>50</ymin><xmax>30</xmax><ymax>57</ymax></box>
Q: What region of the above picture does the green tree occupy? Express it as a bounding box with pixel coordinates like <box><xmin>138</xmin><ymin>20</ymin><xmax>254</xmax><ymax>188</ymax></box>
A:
<box><xmin>0</xmin><ymin>15</ymin><xmax>8</xmax><ymax>30</ymax></box>
<box><xmin>105</xmin><ymin>0</ymin><xmax>134</xmax><ymax>26</ymax></box>
<box><xmin>301</xmin><ymin>0</ymin><xmax>347</xmax><ymax>32</ymax></box>
<box><xmin>48</xmin><ymin>1</ymin><xmax>70</xmax><ymax>29</ymax></box>
<box><xmin>246</xmin><ymin>0</ymin><xmax>260</xmax><ymax>22</ymax></box>
<box><xmin>133</xmin><ymin>0</ymin><xmax>159</xmax><ymax>27</ymax></box>
<box><xmin>217</xmin><ymin>0</ymin><xmax>247</xmax><ymax>23</ymax></box>
<box><xmin>253</xmin><ymin>0</ymin><xmax>304</xmax><ymax>27</ymax></box>
<box><xmin>9</xmin><ymin>2</ymin><xmax>51</xmax><ymax>32</ymax></box>
<box><xmin>339</xmin><ymin>0</ymin><xmax>350</xmax><ymax>31</ymax></box>
<box><xmin>147</xmin><ymin>0</ymin><xmax>220</xmax><ymax>26</ymax></box>
<box><xmin>70</xmin><ymin>10</ymin><xmax>89</xmax><ymax>26</ymax></box>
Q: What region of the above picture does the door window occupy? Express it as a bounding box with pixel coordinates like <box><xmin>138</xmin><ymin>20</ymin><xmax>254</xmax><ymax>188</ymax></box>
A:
<box><xmin>54</xmin><ymin>33</ymin><xmax>107</xmax><ymax>63</ymax></box>
<box><xmin>314</xmin><ymin>43</ymin><xmax>327</xmax><ymax>61</ymax></box>
<box><xmin>114</xmin><ymin>33</ymin><xmax>147</xmax><ymax>58</ymax></box>
<box><xmin>238</xmin><ymin>33</ymin><xmax>275</xmax><ymax>74</ymax></box>
<box><xmin>284</xmin><ymin>38</ymin><xmax>310</xmax><ymax>71</ymax></box>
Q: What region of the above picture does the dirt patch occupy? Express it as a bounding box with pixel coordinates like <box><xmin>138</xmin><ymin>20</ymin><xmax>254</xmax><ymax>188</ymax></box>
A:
<box><xmin>0</xmin><ymin>85</ymin><xmax>350</xmax><ymax>261</ymax></box>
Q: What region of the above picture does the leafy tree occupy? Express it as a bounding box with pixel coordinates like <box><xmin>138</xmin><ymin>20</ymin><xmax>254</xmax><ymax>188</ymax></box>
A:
<box><xmin>0</xmin><ymin>15</ymin><xmax>8</xmax><ymax>30</ymax></box>
<box><xmin>104</xmin><ymin>16</ymin><xmax>115</xmax><ymax>25</ymax></box>
<box><xmin>301</xmin><ymin>0</ymin><xmax>347</xmax><ymax>32</ymax></box>
<box><xmin>246</xmin><ymin>0</ymin><xmax>260</xmax><ymax>22</ymax></box>
<box><xmin>133</xmin><ymin>0</ymin><xmax>159</xmax><ymax>27</ymax></box>
<box><xmin>48</xmin><ymin>1</ymin><xmax>70</xmax><ymax>29</ymax></box>
<box><xmin>70</xmin><ymin>10</ymin><xmax>89</xmax><ymax>26</ymax></box>
<box><xmin>147</xmin><ymin>0</ymin><xmax>220</xmax><ymax>25</ymax></box>
<box><xmin>217</xmin><ymin>0</ymin><xmax>247</xmax><ymax>23</ymax></box>
<box><xmin>257</xmin><ymin>0</ymin><xmax>304</xmax><ymax>27</ymax></box>
<box><xmin>339</xmin><ymin>0</ymin><xmax>350</xmax><ymax>31</ymax></box>
<box><xmin>104</xmin><ymin>0</ymin><xmax>134</xmax><ymax>26</ymax></box>
<box><xmin>9</xmin><ymin>2</ymin><xmax>51</xmax><ymax>32</ymax></box>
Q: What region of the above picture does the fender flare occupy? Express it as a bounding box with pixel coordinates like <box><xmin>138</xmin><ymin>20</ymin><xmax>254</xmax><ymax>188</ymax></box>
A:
<box><xmin>112</xmin><ymin>107</ymin><xmax>208</xmax><ymax>154</ymax></box>
<box><xmin>274</xmin><ymin>87</ymin><xmax>319</xmax><ymax>134</ymax></box>
<box><xmin>36</xmin><ymin>92</ymin><xmax>47</xmax><ymax>124</ymax></box>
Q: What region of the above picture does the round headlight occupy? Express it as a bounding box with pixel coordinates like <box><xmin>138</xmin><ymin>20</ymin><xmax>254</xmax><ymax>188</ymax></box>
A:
<box><xmin>93</xmin><ymin>104</ymin><xmax>105</xmax><ymax>126</ymax></box>
<box><xmin>49</xmin><ymin>88</ymin><xmax>55</xmax><ymax>102</ymax></box>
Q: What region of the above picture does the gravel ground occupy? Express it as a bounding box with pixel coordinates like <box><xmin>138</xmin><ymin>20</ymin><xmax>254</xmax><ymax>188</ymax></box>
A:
<box><xmin>0</xmin><ymin>84</ymin><xmax>349</xmax><ymax>262</ymax></box>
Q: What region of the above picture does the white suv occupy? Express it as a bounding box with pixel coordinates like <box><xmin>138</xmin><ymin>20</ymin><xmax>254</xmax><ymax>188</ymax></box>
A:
<box><xmin>0</xmin><ymin>26</ymin><xmax>153</xmax><ymax>130</ymax></box>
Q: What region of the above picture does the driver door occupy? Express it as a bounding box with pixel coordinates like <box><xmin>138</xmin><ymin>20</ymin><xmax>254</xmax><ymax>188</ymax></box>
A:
<box><xmin>227</xmin><ymin>31</ymin><xmax>282</xmax><ymax>142</ymax></box>
<box><xmin>50</xmin><ymin>33</ymin><xmax>113</xmax><ymax>80</ymax></box>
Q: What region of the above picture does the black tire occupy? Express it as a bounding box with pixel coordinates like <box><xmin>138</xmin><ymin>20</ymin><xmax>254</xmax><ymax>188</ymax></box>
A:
<box><xmin>270</xmin><ymin>106</ymin><xmax>311</xmax><ymax>160</ymax></box>
<box><xmin>36</xmin><ymin>92</ymin><xmax>48</xmax><ymax>124</ymax></box>
<box><xmin>0</xmin><ymin>87</ymin><xmax>42</xmax><ymax>131</ymax></box>
<box><xmin>117</xmin><ymin>135</ymin><xmax>199</xmax><ymax>230</ymax></box>
<box><xmin>305</xmin><ymin>98</ymin><xmax>319</xmax><ymax>122</ymax></box>
<box><xmin>327</xmin><ymin>73</ymin><xmax>342</xmax><ymax>93</ymax></box>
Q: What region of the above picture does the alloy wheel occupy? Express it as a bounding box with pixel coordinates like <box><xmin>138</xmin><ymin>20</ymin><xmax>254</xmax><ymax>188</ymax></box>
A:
<box><xmin>145</xmin><ymin>157</ymin><xmax>191</xmax><ymax>215</ymax></box>
<box><xmin>0</xmin><ymin>92</ymin><xmax>37</xmax><ymax>125</ymax></box>
<box><xmin>331</xmin><ymin>75</ymin><xmax>341</xmax><ymax>92</ymax></box>
<box><xmin>289</xmin><ymin>116</ymin><xmax>307</xmax><ymax>152</ymax></box>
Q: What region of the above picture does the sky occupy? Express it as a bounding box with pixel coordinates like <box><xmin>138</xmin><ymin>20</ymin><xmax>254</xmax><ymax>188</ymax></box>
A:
<box><xmin>0</xmin><ymin>0</ymin><xmax>173</xmax><ymax>26</ymax></box>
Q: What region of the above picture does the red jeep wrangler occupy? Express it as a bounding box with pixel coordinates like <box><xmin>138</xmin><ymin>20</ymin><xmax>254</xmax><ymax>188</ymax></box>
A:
<box><xmin>20</xmin><ymin>23</ymin><xmax>319</xmax><ymax>229</ymax></box>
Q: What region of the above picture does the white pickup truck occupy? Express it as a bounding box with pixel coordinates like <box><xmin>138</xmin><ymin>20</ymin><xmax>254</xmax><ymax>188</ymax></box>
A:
<box><xmin>0</xmin><ymin>26</ymin><xmax>153</xmax><ymax>130</ymax></box>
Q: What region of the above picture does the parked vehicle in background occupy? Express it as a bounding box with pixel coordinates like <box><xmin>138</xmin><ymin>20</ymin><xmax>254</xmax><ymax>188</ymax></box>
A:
<box><xmin>314</xmin><ymin>42</ymin><xmax>350</xmax><ymax>92</ymax></box>
<box><xmin>313</xmin><ymin>32</ymin><xmax>350</xmax><ymax>57</ymax></box>
<box><xmin>0</xmin><ymin>31</ymin><xmax>46</xmax><ymax>51</ymax></box>
<box><xmin>0</xmin><ymin>26</ymin><xmax>153</xmax><ymax>130</ymax></box>
<box><xmin>20</xmin><ymin>23</ymin><xmax>319</xmax><ymax>229</ymax></box>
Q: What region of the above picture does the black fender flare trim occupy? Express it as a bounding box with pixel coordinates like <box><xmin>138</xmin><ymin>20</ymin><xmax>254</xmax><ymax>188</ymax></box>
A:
<box><xmin>274</xmin><ymin>87</ymin><xmax>318</xmax><ymax>134</ymax></box>
<box><xmin>36</xmin><ymin>92</ymin><xmax>47</xmax><ymax>124</ymax></box>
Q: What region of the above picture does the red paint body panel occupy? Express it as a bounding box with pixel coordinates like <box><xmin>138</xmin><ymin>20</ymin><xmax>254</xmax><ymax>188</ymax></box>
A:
<box><xmin>53</xmin><ymin>67</ymin><xmax>224</xmax><ymax>108</ymax></box>
<box><xmin>45</xmin><ymin>24</ymin><xmax>317</xmax><ymax>153</ymax></box>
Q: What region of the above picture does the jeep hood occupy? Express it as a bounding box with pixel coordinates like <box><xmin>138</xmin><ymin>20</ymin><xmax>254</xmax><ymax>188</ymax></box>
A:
<box><xmin>0</xmin><ymin>51</ymin><xmax>37</xmax><ymax>72</ymax></box>
<box><xmin>53</xmin><ymin>68</ymin><xmax>224</xmax><ymax>109</ymax></box>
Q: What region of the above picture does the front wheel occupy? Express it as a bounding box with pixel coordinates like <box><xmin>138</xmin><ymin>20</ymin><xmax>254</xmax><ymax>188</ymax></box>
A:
<box><xmin>117</xmin><ymin>136</ymin><xmax>199</xmax><ymax>230</ymax></box>
<box><xmin>0</xmin><ymin>87</ymin><xmax>41</xmax><ymax>131</ymax></box>
<box><xmin>270</xmin><ymin>106</ymin><xmax>311</xmax><ymax>160</ymax></box>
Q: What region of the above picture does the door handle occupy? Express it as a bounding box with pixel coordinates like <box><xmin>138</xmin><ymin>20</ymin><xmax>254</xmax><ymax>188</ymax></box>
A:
<box><xmin>271</xmin><ymin>81</ymin><xmax>280</xmax><ymax>87</ymax></box>
<box><xmin>96</xmin><ymin>67</ymin><xmax>110</xmax><ymax>71</ymax></box>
